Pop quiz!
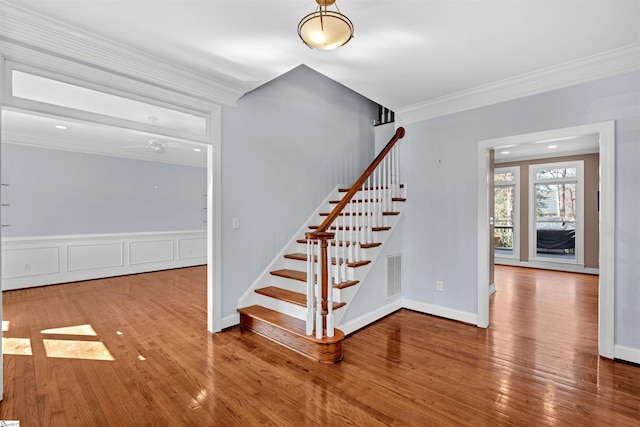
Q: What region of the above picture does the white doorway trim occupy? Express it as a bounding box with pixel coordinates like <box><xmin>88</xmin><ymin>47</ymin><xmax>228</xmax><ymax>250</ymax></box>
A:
<box><xmin>0</xmin><ymin>56</ymin><xmax>223</xmax><ymax>336</ymax></box>
<box><xmin>0</xmin><ymin>53</ymin><xmax>5</xmax><ymax>400</ymax></box>
<box><xmin>477</xmin><ymin>121</ymin><xmax>615</xmax><ymax>358</ymax></box>
<box><xmin>207</xmin><ymin>109</ymin><xmax>223</xmax><ymax>333</ymax></box>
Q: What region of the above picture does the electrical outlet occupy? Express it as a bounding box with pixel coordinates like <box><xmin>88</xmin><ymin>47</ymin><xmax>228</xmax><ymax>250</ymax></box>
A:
<box><xmin>232</xmin><ymin>217</ymin><xmax>240</xmax><ymax>229</ymax></box>
<box><xmin>436</xmin><ymin>280</ymin><xmax>444</xmax><ymax>291</ymax></box>
<box><xmin>24</xmin><ymin>263</ymin><xmax>31</xmax><ymax>271</ymax></box>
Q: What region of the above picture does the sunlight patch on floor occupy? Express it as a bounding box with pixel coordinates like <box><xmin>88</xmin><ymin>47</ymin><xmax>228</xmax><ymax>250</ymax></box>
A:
<box><xmin>3</xmin><ymin>337</ymin><xmax>33</xmax><ymax>356</ymax></box>
<box><xmin>43</xmin><ymin>339</ymin><xmax>114</xmax><ymax>361</ymax></box>
<box><xmin>41</xmin><ymin>324</ymin><xmax>98</xmax><ymax>336</ymax></box>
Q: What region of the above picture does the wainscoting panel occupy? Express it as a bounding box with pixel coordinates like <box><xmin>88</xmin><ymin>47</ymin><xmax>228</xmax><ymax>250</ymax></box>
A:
<box><xmin>178</xmin><ymin>237</ymin><xmax>207</xmax><ymax>259</ymax></box>
<box><xmin>67</xmin><ymin>242</ymin><xmax>124</xmax><ymax>272</ymax></box>
<box><xmin>2</xmin><ymin>231</ymin><xmax>207</xmax><ymax>290</ymax></box>
<box><xmin>129</xmin><ymin>240</ymin><xmax>173</xmax><ymax>265</ymax></box>
<box><xmin>2</xmin><ymin>246</ymin><xmax>59</xmax><ymax>278</ymax></box>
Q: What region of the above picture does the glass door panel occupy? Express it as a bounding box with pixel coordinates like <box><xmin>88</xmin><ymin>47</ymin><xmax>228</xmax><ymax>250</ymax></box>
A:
<box><xmin>495</xmin><ymin>186</ymin><xmax>515</xmax><ymax>255</ymax></box>
<box><xmin>534</xmin><ymin>182</ymin><xmax>576</xmax><ymax>261</ymax></box>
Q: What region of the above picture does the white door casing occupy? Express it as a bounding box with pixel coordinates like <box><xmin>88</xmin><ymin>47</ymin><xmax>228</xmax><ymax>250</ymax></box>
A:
<box><xmin>477</xmin><ymin>121</ymin><xmax>615</xmax><ymax>358</ymax></box>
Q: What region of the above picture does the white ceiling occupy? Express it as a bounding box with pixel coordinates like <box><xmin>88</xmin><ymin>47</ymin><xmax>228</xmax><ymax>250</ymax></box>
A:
<box><xmin>494</xmin><ymin>133</ymin><xmax>600</xmax><ymax>163</ymax></box>
<box><xmin>2</xmin><ymin>110</ymin><xmax>209</xmax><ymax>166</ymax></box>
<box><xmin>1</xmin><ymin>0</ymin><xmax>639</xmax><ymax>165</ymax></box>
<box><xmin>7</xmin><ymin>0</ymin><xmax>639</xmax><ymax>111</ymax></box>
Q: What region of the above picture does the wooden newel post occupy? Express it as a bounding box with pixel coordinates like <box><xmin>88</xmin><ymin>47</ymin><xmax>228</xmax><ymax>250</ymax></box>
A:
<box><xmin>306</xmin><ymin>230</ymin><xmax>335</xmax><ymax>337</ymax></box>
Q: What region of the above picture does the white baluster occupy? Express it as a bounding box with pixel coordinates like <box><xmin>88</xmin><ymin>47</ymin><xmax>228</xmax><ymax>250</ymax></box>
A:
<box><xmin>382</xmin><ymin>154</ymin><xmax>388</xmax><ymax>212</ymax></box>
<box><xmin>367</xmin><ymin>177</ymin><xmax>373</xmax><ymax>243</ymax></box>
<box><xmin>348</xmin><ymin>202</ymin><xmax>354</xmax><ymax>263</ymax></box>
<box><xmin>326</xmin><ymin>248</ymin><xmax>335</xmax><ymax>338</ymax></box>
<box><xmin>341</xmin><ymin>211</ymin><xmax>347</xmax><ymax>282</ymax></box>
<box><xmin>395</xmin><ymin>144</ymin><xmax>401</xmax><ymax>198</ymax></box>
<box><xmin>359</xmin><ymin>184</ymin><xmax>364</xmax><ymax>246</ymax></box>
<box><xmin>306</xmin><ymin>239</ymin><xmax>314</xmax><ymax>336</ymax></box>
<box><xmin>364</xmin><ymin>180</ymin><xmax>370</xmax><ymax>244</ymax></box>
<box><xmin>386</xmin><ymin>154</ymin><xmax>392</xmax><ymax>212</ymax></box>
<box><xmin>354</xmin><ymin>194</ymin><xmax>360</xmax><ymax>262</ymax></box>
<box><xmin>376</xmin><ymin>167</ymin><xmax>380</xmax><ymax>228</ymax></box>
<box><xmin>316</xmin><ymin>240</ymin><xmax>323</xmax><ymax>339</ymax></box>
<box><xmin>377</xmin><ymin>166</ymin><xmax>383</xmax><ymax>227</ymax></box>
<box><xmin>391</xmin><ymin>144</ymin><xmax>398</xmax><ymax>198</ymax></box>
<box><xmin>330</xmin><ymin>237</ymin><xmax>338</xmax><ymax>285</ymax></box>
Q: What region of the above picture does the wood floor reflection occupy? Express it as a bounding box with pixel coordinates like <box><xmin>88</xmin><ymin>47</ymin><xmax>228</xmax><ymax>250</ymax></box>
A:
<box><xmin>1</xmin><ymin>265</ymin><xmax>639</xmax><ymax>425</ymax></box>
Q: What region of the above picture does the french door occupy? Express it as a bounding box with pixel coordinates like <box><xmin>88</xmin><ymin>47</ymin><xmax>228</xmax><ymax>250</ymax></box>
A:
<box><xmin>529</xmin><ymin>161</ymin><xmax>584</xmax><ymax>265</ymax></box>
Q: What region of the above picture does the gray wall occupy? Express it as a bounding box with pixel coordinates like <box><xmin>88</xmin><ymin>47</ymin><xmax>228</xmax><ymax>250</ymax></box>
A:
<box><xmin>401</xmin><ymin>71</ymin><xmax>640</xmax><ymax>350</ymax></box>
<box><xmin>221</xmin><ymin>65</ymin><xmax>378</xmax><ymax>318</ymax></box>
<box><xmin>1</xmin><ymin>143</ymin><xmax>207</xmax><ymax>236</ymax></box>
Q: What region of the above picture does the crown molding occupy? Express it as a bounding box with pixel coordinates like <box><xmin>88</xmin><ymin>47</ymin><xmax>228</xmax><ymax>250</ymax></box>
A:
<box><xmin>396</xmin><ymin>41</ymin><xmax>640</xmax><ymax>124</ymax></box>
<box><xmin>0</xmin><ymin>1</ymin><xmax>245</xmax><ymax>106</ymax></box>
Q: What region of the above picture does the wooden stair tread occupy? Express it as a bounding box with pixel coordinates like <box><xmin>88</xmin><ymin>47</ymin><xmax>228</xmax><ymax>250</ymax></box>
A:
<box><xmin>255</xmin><ymin>285</ymin><xmax>347</xmax><ymax>309</ymax></box>
<box><xmin>239</xmin><ymin>306</ymin><xmax>344</xmax><ymax>344</ymax></box>
<box><xmin>319</xmin><ymin>211</ymin><xmax>400</xmax><ymax>216</ymax></box>
<box><xmin>308</xmin><ymin>225</ymin><xmax>391</xmax><ymax>232</ymax></box>
<box><xmin>329</xmin><ymin>197</ymin><xmax>406</xmax><ymax>204</ymax></box>
<box><xmin>271</xmin><ymin>269</ymin><xmax>306</xmax><ymax>282</ymax></box>
<box><xmin>238</xmin><ymin>305</ymin><xmax>344</xmax><ymax>364</ymax></box>
<box><xmin>297</xmin><ymin>239</ymin><xmax>381</xmax><ymax>249</ymax></box>
<box><xmin>270</xmin><ymin>270</ymin><xmax>359</xmax><ymax>289</ymax></box>
<box><xmin>339</xmin><ymin>183</ymin><xmax>404</xmax><ymax>192</ymax></box>
<box><xmin>284</xmin><ymin>253</ymin><xmax>371</xmax><ymax>268</ymax></box>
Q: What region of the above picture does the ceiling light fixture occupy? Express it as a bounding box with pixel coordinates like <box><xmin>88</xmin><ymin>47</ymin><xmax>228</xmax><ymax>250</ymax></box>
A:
<box><xmin>55</xmin><ymin>125</ymin><xmax>68</xmax><ymax>130</ymax></box>
<box><xmin>298</xmin><ymin>0</ymin><xmax>353</xmax><ymax>50</ymax></box>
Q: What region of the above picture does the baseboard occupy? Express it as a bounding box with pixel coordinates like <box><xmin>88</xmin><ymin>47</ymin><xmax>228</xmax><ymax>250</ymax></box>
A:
<box><xmin>402</xmin><ymin>299</ymin><xmax>478</xmax><ymax>325</ymax></box>
<box><xmin>489</xmin><ymin>282</ymin><xmax>496</xmax><ymax>296</ymax></box>
<box><xmin>614</xmin><ymin>345</ymin><xmax>640</xmax><ymax>365</ymax></box>
<box><xmin>221</xmin><ymin>313</ymin><xmax>240</xmax><ymax>330</ymax></box>
<box><xmin>496</xmin><ymin>258</ymin><xmax>599</xmax><ymax>275</ymax></box>
<box><xmin>2</xmin><ymin>231</ymin><xmax>206</xmax><ymax>290</ymax></box>
<box><xmin>338</xmin><ymin>300</ymin><xmax>403</xmax><ymax>336</ymax></box>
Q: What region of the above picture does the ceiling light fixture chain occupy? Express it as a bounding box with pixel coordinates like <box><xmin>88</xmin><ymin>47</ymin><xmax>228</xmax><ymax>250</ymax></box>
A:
<box><xmin>298</xmin><ymin>0</ymin><xmax>354</xmax><ymax>50</ymax></box>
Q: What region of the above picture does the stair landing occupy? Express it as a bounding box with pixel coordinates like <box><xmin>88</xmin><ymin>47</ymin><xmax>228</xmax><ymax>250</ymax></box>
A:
<box><xmin>239</xmin><ymin>305</ymin><xmax>344</xmax><ymax>364</ymax></box>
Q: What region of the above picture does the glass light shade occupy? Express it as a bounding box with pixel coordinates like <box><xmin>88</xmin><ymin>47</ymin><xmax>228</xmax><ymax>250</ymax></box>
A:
<box><xmin>298</xmin><ymin>10</ymin><xmax>354</xmax><ymax>50</ymax></box>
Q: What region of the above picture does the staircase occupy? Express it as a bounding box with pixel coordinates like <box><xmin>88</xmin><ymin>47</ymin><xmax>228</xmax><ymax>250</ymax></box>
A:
<box><xmin>238</xmin><ymin>127</ymin><xmax>406</xmax><ymax>363</ymax></box>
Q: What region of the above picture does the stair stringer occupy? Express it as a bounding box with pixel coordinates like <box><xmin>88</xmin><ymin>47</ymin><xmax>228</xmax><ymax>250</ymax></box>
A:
<box><xmin>322</xmin><ymin>210</ymin><xmax>405</xmax><ymax>327</ymax></box>
<box><xmin>238</xmin><ymin>184</ymin><xmax>406</xmax><ymax>326</ymax></box>
<box><xmin>237</xmin><ymin>184</ymin><xmax>342</xmax><ymax>312</ymax></box>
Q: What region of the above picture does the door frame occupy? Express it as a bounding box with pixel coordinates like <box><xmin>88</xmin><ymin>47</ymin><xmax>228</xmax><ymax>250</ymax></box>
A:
<box><xmin>476</xmin><ymin>121</ymin><xmax>615</xmax><ymax>358</ymax></box>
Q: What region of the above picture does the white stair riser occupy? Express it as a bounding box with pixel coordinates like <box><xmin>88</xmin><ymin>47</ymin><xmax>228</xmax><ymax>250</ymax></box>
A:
<box><xmin>254</xmin><ymin>293</ymin><xmax>308</xmax><ymax>320</ymax></box>
<box><xmin>267</xmin><ymin>275</ymin><xmax>344</xmax><ymax>302</ymax></box>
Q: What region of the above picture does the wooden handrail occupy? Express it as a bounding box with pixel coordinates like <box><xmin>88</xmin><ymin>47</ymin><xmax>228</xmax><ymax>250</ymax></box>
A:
<box><xmin>303</xmin><ymin>126</ymin><xmax>405</xmax><ymax>339</ymax></box>
<box><xmin>308</xmin><ymin>126</ymin><xmax>405</xmax><ymax>236</ymax></box>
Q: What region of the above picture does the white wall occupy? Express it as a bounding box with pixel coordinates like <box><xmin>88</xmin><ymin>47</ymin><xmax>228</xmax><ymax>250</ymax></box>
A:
<box><xmin>338</xmin><ymin>218</ymin><xmax>405</xmax><ymax>334</ymax></box>
<box><xmin>220</xmin><ymin>65</ymin><xmax>378</xmax><ymax>319</ymax></box>
<box><xmin>400</xmin><ymin>71</ymin><xmax>640</xmax><ymax>354</ymax></box>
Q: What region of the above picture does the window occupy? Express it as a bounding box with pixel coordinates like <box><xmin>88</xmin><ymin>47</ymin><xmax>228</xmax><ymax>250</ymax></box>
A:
<box><xmin>5</xmin><ymin>63</ymin><xmax>210</xmax><ymax>142</ymax></box>
<box><xmin>494</xmin><ymin>167</ymin><xmax>520</xmax><ymax>259</ymax></box>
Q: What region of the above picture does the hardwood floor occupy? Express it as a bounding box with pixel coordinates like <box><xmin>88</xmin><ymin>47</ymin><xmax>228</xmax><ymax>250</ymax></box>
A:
<box><xmin>1</xmin><ymin>265</ymin><xmax>639</xmax><ymax>425</ymax></box>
